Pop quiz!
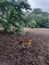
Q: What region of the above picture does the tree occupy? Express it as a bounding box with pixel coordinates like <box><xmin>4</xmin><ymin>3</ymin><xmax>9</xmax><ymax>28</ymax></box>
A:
<box><xmin>33</xmin><ymin>8</ymin><xmax>42</xmax><ymax>14</ymax></box>
<box><xmin>38</xmin><ymin>18</ymin><xmax>49</xmax><ymax>28</ymax></box>
<box><xmin>0</xmin><ymin>0</ymin><xmax>31</xmax><ymax>34</ymax></box>
<box><xmin>27</xmin><ymin>8</ymin><xmax>49</xmax><ymax>28</ymax></box>
<box><xmin>27</xmin><ymin>20</ymin><xmax>37</xmax><ymax>28</ymax></box>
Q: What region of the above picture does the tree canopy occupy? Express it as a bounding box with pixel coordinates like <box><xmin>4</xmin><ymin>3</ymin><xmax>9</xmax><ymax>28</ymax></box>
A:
<box><xmin>0</xmin><ymin>0</ymin><xmax>31</xmax><ymax>34</ymax></box>
<box><xmin>26</xmin><ymin>8</ymin><xmax>49</xmax><ymax>28</ymax></box>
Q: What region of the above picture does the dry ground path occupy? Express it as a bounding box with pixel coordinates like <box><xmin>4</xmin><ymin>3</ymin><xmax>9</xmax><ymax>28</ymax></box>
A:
<box><xmin>0</xmin><ymin>28</ymin><xmax>49</xmax><ymax>65</ymax></box>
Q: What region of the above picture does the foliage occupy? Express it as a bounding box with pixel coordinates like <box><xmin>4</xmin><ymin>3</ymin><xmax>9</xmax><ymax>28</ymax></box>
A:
<box><xmin>38</xmin><ymin>18</ymin><xmax>49</xmax><ymax>28</ymax></box>
<box><xmin>27</xmin><ymin>20</ymin><xmax>37</xmax><ymax>28</ymax></box>
<box><xmin>26</xmin><ymin>8</ymin><xmax>49</xmax><ymax>28</ymax></box>
<box><xmin>0</xmin><ymin>0</ymin><xmax>31</xmax><ymax>34</ymax></box>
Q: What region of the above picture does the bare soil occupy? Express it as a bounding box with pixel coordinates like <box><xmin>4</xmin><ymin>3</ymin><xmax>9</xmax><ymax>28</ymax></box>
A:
<box><xmin>0</xmin><ymin>28</ymin><xmax>49</xmax><ymax>65</ymax></box>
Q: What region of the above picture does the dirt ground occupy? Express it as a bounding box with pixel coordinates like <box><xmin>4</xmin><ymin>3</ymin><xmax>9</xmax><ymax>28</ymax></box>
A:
<box><xmin>0</xmin><ymin>28</ymin><xmax>49</xmax><ymax>65</ymax></box>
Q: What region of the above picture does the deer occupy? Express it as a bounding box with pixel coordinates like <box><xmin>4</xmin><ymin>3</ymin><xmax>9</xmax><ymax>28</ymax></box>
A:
<box><xmin>19</xmin><ymin>38</ymin><xmax>32</xmax><ymax>48</ymax></box>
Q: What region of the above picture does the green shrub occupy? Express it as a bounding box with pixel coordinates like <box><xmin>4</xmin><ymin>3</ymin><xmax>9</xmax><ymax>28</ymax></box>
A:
<box><xmin>38</xmin><ymin>18</ymin><xmax>49</xmax><ymax>28</ymax></box>
<box><xmin>0</xmin><ymin>0</ymin><xmax>31</xmax><ymax>35</ymax></box>
<box><xmin>27</xmin><ymin>20</ymin><xmax>37</xmax><ymax>28</ymax></box>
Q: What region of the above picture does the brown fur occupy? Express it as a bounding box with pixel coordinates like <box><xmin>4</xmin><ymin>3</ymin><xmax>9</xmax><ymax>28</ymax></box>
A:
<box><xmin>19</xmin><ymin>38</ymin><xmax>32</xmax><ymax>47</ymax></box>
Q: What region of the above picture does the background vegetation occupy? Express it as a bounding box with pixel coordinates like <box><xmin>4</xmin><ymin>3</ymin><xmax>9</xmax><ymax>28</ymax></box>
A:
<box><xmin>0</xmin><ymin>0</ymin><xmax>49</xmax><ymax>35</ymax></box>
<box><xmin>0</xmin><ymin>0</ymin><xmax>31</xmax><ymax>34</ymax></box>
<box><xmin>26</xmin><ymin>8</ymin><xmax>49</xmax><ymax>28</ymax></box>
